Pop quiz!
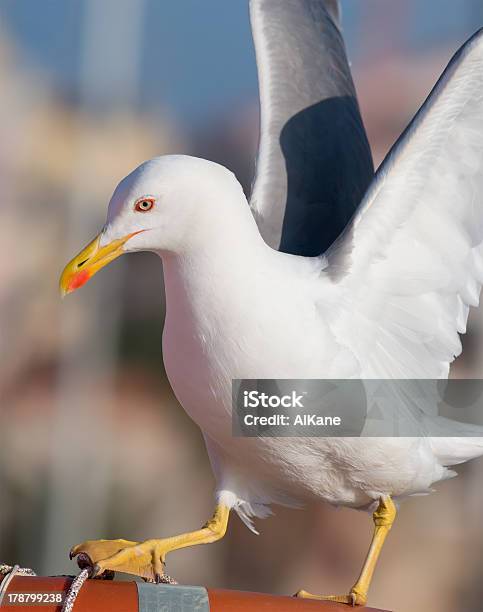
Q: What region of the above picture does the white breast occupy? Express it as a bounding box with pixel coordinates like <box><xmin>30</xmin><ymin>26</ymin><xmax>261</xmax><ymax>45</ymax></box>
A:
<box><xmin>158</xmin><ymin>240</ymin><xmax>465</xmax><ymax>520</ymax></box>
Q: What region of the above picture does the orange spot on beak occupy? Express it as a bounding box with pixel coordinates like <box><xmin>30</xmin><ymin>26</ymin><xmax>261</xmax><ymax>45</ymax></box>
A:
<box><xmin>68</xmin><ymin>269</ymin><xmax>91</xmax><ymax>292</ymax></box>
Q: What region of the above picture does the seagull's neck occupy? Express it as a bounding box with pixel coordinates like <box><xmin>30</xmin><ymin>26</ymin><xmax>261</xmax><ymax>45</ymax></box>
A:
<box><xmin>160</xmin><ymin>192</ymin><xmax>272</xmax><ymax>330</ymax></box>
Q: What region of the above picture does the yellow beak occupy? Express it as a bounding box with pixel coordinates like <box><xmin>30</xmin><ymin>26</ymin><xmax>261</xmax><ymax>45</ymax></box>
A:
<box><xmin>59</xmin><ymin>230</ymin><xmax>143</xmax><ymax>296</ymax></box>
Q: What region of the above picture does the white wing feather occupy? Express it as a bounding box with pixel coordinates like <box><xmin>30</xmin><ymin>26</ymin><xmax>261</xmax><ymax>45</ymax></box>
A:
<box><xmin>325</xmin><ymin>29</ymin><xmax>483</xmax><ymax>379</ymax></box>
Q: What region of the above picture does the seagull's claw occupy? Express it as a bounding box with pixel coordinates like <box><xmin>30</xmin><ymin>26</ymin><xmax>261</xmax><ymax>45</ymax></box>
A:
<box><xmin>295</xmin><ymin>589</ymin><xmax>366</xmax><ymax>607</ymax></box>
<box><xmin>68</xmin><ymin>505</ymin><xmax>229</xmax><ymax>585</ymax></box>
<box><xmin>69</xmin><ymin>538</ymin><xmax>172</xmax><ymax>583</ymax></box>
<box><xmin>295</xmin><ymin>497</ymin><xmax>396</xmax><ymax>607</ymax></box>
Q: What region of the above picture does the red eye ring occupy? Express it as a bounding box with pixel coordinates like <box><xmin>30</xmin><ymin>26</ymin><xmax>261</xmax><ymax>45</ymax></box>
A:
<box><xmin>135</xmin><ymin>197</ymin><xmax>155</xmax><ymax>212</ymax></box>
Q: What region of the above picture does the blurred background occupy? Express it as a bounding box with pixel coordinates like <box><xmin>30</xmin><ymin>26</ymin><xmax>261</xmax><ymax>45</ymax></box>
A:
<box><xmin>1</xmin><ymin>2</ymin><xmax>483</xmax><ymax>611</ymax></box>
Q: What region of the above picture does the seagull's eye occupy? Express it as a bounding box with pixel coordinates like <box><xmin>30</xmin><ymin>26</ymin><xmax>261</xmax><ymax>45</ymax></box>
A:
<box><xmin>134</xmin><ymin>198</ymin><xmax>155</xmax><ymax>212</ymax></box>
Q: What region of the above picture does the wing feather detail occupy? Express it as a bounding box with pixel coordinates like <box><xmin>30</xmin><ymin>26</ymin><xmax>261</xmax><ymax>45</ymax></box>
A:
<box><xmin>324</xmin><ymin>30</ymin><xmax>483</xmax><ymax>378</ymax></box>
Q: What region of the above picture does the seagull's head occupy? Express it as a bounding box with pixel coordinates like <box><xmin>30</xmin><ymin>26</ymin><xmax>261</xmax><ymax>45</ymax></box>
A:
<box><xmin>60</xmin><ymin>155</ymin><xmax>245</xmax><ymax>296</ymax></box>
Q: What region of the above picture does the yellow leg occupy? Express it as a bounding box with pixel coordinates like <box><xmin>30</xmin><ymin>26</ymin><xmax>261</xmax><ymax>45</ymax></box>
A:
<box><xmin>297</xmin><ymin>496</ymin><xmax>396</xmax><ymax>606</ymax></box>
<box><xmin>70</xmin><ymin>503</ymin><xmax>230</xmax><ymax>582</ymax></box>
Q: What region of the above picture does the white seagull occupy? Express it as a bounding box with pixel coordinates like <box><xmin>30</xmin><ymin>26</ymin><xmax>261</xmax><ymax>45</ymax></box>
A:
<box><xmin>60</xmin><ymin>0</ymin><xmax>483</xmax><ymax>606</ymax></box>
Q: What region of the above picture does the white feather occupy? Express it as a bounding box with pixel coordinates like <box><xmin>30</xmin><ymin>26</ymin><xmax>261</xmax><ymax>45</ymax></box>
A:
<box><xmin>326</xmin><ymin>29</ymin><xmax>483</xmax><ymax>380</ymax></box>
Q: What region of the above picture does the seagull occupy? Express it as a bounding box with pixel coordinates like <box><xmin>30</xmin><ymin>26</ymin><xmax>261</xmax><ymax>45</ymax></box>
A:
<box><xmin>60</xmin><ymin>0</ymin><xmax>483</xmax><ymax>606</ymax></box>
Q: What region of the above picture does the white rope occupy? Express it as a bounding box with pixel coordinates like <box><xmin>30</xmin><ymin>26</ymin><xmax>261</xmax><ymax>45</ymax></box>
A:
<box><xmin>60</xmin><ymin>569</ymin><xmax>90</xmax><ymax>612</ymax></box>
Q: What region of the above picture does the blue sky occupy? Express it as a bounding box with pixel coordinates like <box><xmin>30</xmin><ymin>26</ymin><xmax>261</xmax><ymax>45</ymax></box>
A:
<box><xmin>1</xmin><ymin>1</ymin><xmax>481</xmax><ymax>127</ymax></box>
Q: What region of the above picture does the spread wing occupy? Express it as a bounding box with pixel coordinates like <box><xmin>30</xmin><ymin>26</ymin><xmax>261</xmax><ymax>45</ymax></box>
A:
<box><xmin>324</xmin><ymin>29</ymin><xmax>483</xmax><ymax>379</ymax></box>
<box><xmin>249</xmin><ymin>0</ymin><xmax>374</xmax><ymax>256</ymax></box>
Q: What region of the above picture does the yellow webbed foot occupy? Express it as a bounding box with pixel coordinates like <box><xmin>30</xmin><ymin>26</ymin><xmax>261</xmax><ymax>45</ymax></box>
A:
<box><xmin>70</xmin><ymin>538</ymin><xmax>171</xmax><ymax>583</ymax></box>
<box><xmin>70</xmin><ymin>503</ymin><xmax>230</xmax><ymax>583</ymax></box>
<box><xmin>295</xmin><ymin>589</ymin><xmax>366</xmax><ymax>607</ymax></box>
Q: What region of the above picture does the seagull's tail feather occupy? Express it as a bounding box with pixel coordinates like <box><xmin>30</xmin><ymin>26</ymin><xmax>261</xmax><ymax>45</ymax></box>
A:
<box><xmin>431</xmin><ymin>436</ymin><xmax>483</xmax><ymax>467</ymax></box>
<box><xmin>426</xmin><ymin>412</ymin><xmax>483</xmax><ymax>466</ymax></box>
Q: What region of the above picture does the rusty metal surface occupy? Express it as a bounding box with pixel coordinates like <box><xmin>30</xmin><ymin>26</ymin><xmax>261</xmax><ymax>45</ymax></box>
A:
<box><xmin>2</xmin><ymin>576</ymin><xmax>137</xmax><ymax>612</ymax></box>
<box><xmin>1</xmin><ymin>576</ymin><xmax>389</xmax><ymax>611</ymax></box>
<box><xmin>208</xmin><ymin>589</ymin><xmax>389</xmax><ymax>611</ymax></box>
